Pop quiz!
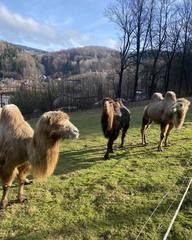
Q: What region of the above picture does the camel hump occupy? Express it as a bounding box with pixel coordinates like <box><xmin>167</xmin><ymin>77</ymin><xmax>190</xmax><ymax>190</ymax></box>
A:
<box><xmin>164</xmin><ymin>91</ymin><xmax>176</xmax><ymax>102</ymax></box>
<box><xmin>120</xmin><ymin>107</ymin><xmax>131</xmax><ymax>123</ymax></box>
<box><xmin>151</xmin><ymin>93</ymin><xmax>164</xmax><ymax>101</ymax></box>
<box><xmin>1</xmin><ymin>104</ymin><xmax>24</xmax><ymax>124</ymax></box>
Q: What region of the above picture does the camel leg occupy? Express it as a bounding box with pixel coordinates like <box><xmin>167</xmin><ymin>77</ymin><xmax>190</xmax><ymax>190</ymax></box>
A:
<box><xmin>104</xmin><ymin>138</ymin><xmax>115</xmax><ymax>160</ymax></box>
<box><xmin>158</xmin><ymin>124</ymin><xmax>169</xmax><ymax>151</ymax></box>
<box><xmin>141</xmin><ymin>118</ymin><xmax>151</xmax><ymax>146</ymax></box>
<box><xmin>120</xmin><ymin>124</ymin><xmax>129</xmax><ymax>148</ymax></box>
<box><xmin>0</xmin><ymin>168</ymin><xmax>17</xmax><ymax>208</ymax></box>
<box><xmin>164</xmin><ymin>123</ymin><xmax>174</xmax><ymax>147</ymax></box>
<box><xmin>1</xmin><ymin>185</ymin><xmax>9</xmax><ymax>208</ymax></box>
<box><xmin>17</xmin><ymin>163</ymin><xmax>31</xmax><ymax>203</ymax></box>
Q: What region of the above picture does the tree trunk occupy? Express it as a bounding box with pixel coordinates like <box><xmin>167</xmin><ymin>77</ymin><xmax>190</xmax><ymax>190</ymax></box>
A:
<box><xmin>164</xmin><ymin>62</ymin><xmax>171</xmax><ymax>92</ymax></box>
<box><xmin>179</xmin><ymin>49</ymin><xmax>186</xmax><ymax>96</ymax></box>
<box><xmin>149</xmin><ymin>56</ymin><xmax>158</xmax><ymax>97</ymax></box>
<box><xmin>133</xmin><ymin>62</ymin><xmax>139</xmax><ymax>100</ymax></box>
<box><xmin>117</xmin><ymin>67</ymin><xmax>124</xmax><ymax>98</ymax></box>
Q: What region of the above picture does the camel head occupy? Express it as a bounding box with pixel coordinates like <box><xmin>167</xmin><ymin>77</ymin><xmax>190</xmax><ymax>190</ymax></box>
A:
<box><xmin>171</xmin><ymin>98</ymin><xmax>190</xmax><ymax>128</ymax></box>
<box><xmin>103</xmin><ymin>97</ymin><xmax>114</xmax><ymax>112</ymax></box>
<box><xmin>102</xmin><ymin>97</ymin><xmax>122</xmax><ymax>116</ymax></box>
<box><xmin>36</xmin><ymin>111</ymin><xmax>79</xmax><ymax>141</ymax></box>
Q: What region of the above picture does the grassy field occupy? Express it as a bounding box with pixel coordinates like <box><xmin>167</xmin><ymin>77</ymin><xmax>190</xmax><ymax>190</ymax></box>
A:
<box><xmin>0</xmin><ymin>104</ymin><xmax>192</xmax><ymax>240</ymax></box>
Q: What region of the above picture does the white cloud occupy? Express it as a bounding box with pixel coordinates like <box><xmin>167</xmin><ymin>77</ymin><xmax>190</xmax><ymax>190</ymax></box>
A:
<box><xmin>0</xmin><ymin>4</ymin><xmax>91</xmax><ymax>50</ymax></box>
<box><xmin>63</xmin><ymin>17</ymin><xmax>73</xmax><ymax>25</ymax></box>
<box><xmin>0</xmin><ymin>5</ymin><xmax>56</xmax><ymax>43</ymax></box>
<box><xmin>0</xmin><ymin>4</ymin><xmax>118</xmax><ymax>51</ymax></box>
<box><xmin>103</xmin><ymin>38</ymin><xmax>119</xmax><ymax>50</ymax></box>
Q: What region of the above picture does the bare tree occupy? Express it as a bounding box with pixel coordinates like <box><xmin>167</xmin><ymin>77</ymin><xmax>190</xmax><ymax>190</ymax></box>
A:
<box><xmin>164</xmin><ymin>12</ymin><xmax>181</xmax><ymax>91</ymax></box>
<box><xmin>131</xmin><ymin>0</ymin><xmax>154</xmax><ymax>100</ymax></box>
<box><xmin>148</xmin><ymin>0</ymin><xmax>174</xmax><ymax>97</ymax></box>
<box><xmin>178</xmin><ymin>0</ymin><xmax>192</xmax><ymax>96</ymax></box>
<box><xmin>105</xmin><ymin>0</ymin><xmax>134</xmax><ymax>98</ymax></box>
<box><xmin>106</xmin><ymin>0</ymin><xmax>192</xmax><ymax>99</ymax></box>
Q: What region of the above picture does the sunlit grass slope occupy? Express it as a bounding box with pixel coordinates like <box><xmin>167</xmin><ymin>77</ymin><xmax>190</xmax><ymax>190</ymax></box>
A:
<box><xmin>0</xmin><ymin>104</ymin><xmax>192</xmax><ymax>240</ymax></box>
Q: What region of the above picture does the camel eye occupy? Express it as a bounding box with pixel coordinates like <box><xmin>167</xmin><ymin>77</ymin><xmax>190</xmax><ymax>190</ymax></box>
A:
<box><xmin>52</xmin><ymin>123</ymin><xmax>62</xmax><ymax>128</ymax></box>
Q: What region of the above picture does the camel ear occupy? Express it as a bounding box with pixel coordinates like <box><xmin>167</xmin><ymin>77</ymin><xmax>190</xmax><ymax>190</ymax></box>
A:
<box><xmin>45</xmin><ymin>115</ymin><xmax>52</xmax><ymax>125</ymax></box>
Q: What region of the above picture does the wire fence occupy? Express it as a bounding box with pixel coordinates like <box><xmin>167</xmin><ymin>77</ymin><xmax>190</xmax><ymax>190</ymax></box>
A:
<box><xmin>135</xmin><ymin>162</ymin><xmax>192</xmax><ymax>240</ymax></box>
<box><xmin>0</xmin><ymin>75</ymin><xmax>117</xmax><ymax>111</ymax></box>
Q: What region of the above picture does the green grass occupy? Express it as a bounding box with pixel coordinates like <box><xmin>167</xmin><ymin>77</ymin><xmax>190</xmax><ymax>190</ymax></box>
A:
<box><xmin>1</xmin><ymin>105</ymin><xmax>192</xmax><ymax>240</ymax></box>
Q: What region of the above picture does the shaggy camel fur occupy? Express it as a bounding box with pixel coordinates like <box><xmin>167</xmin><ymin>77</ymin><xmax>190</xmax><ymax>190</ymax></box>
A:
<box><xmin>141</xmin><ymin>91</ymin><xmax>190</xmax><ymax>151</ymax></box>
<box><xmin>0</xmin><ymin>104</ymin><xmax>79</xmax><ymax>208</ymax></box>
<box><xmin>101</xmin><ymin>97</ymin><xmax>130</xmax><ymax>160</ymax></box>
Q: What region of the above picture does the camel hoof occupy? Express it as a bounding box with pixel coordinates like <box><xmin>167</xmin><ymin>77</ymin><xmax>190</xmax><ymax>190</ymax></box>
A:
<box><xmin>158</xmin><ymin>148</ymin><xmax>164</xmax><ymax>152</ymax></box>
<box><xmin>18</xmin><ymin>195</ymin><xmax>27</xmax><ymax>204</ymax></box>
<box><xmin>104</xmin><ymin>154</ymin><xmax>110</xmax><ymax>160</ymax></box>
<box><xmin>0</xmin><ymin>199</ymin><xmax>9</xmax><ymax>209</ymax></box>
<box><xmin>24</xmin><ymin>179</ymin><xmax>33</xmax><ymax>185</ymax></box>
<box><xmin>142</xmin><ymin>143</ymin><xmax>148</xmax><ymax>146</ymax></box>
<box><xmin>164</xmin><ymin>143</ymin><xmax>171</xmax><ymax>147</ymax></box>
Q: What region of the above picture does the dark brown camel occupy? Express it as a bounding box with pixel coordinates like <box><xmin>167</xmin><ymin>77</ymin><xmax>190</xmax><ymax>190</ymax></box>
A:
<box><xmin>101</xmin><ymin>97</ymin><xmax>130</xmax><ymax>160</ymax></box>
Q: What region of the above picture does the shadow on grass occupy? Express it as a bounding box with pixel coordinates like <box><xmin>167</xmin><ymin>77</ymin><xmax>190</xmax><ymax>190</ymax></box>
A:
<box><xmin>55</xmin><ymin>133</ymin><xmax>191</xmax><ymax>176</ymax></box>
<box><xmin>54</xmin><ymin>142</ymin><xmax>159</xmax><ymax>175</ymax></box>
<box><xmin>55</xmin><ymin>142</ymin><xmax>145</xmax><ymax>174</ymax></box>
<box><xmin>54</xmin><ymin>145</ymin><xmax>106</xmax><ymax>175</ymax></box>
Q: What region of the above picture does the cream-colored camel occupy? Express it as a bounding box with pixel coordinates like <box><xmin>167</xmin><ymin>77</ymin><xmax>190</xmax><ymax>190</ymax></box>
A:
<box><xmin>141</xmin><ymin>91</ymin><xmax>190</xmax><ymax>151</ymax></box>
<box><xmin>0</xmin><ymin>104</ymin><xmax>79</xmax><ymax>208</ymax></box>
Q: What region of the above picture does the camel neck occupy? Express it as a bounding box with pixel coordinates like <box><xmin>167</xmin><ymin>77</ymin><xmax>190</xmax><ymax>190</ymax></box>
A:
<box><xmin>29</xmin><ymin>132</ymin><xmax>60</xmax><ymax>179</ymax></box>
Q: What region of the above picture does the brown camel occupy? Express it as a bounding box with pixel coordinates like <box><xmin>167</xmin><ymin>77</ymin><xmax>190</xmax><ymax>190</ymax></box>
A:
<box><xmin>101</xmin><ymin>97</ymin><xmax>130</xmax><ymax>160</ymax></box>
<box><xmin>0</xmin><ymin>104</ymin><xmax>79</xmax><ymax>208</ymax></box>
<box><xmin>141</xmin><ymin>91</ymin><xmax>190</xmax><ymax>151</ymax></box>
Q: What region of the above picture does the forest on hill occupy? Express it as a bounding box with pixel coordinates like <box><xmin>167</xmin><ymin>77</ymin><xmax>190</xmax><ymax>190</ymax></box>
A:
<box><xmin>0</xmin><ymin>42</ymin><xmax>118</xmax><ymax>82</ymax></box>
<box><xmin>0</xmin><ymin>42</ymin><xmax>118</xmax><ymax>98</ymax></box>
<box><xmin>0</xmin><ymin>41</ymin><xmax>42</xmax><ymax>81</ymax></box>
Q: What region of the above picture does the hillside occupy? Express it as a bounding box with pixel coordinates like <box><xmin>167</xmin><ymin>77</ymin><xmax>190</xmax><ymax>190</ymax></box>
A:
<box><xmin>0</xmin><ymin>41</ymin><xmax>43</xmax><ymax>81</ymax></box>
<box><xmin>40</xmin><ymin>46</ymin><xmax>119</xmax><ymax>77</ymax></box>
<box><xmin>0</xmin><ymin>40</ymin><xmax>192</xmax><ymax>101</ymax></box>
<box><xmin>14</xmin><ymin>43</ymin><xmax>48</xmax><ymax>55</ymax></box>
<box><xmin>0</xmin><ymin>41</ymin><xmax>119</xmax><ymax>88</ymax></box>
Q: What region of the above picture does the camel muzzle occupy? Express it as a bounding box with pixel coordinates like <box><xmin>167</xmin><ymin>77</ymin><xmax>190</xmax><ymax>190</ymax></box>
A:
<box><xmin>71</xmin><ymin>128</ymin><xmax>79</xmax><ymax>139</ymax></box>
<box><xmin>65</xmin><ymin>124</ymin><xmax>79</xmax><ymax>139</ymax></box>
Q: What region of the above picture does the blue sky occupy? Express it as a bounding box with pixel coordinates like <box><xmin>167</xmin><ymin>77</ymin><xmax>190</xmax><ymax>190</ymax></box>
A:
<box><xmin>0</xmin><ymin>0</ymin><xmax>118</xmax><ymax>51</ymax></box>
